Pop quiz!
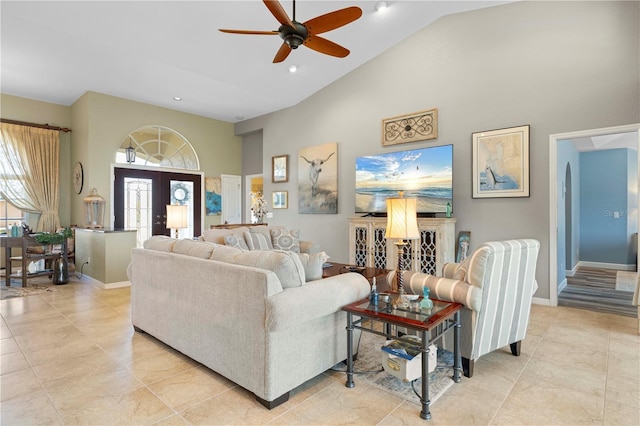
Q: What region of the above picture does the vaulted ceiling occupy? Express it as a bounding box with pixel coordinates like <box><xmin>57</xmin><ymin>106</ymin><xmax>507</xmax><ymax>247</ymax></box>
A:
<box><xmin>1</xmin><ymin>1</ymin><xmax>509</xmax><ymax>123</ymax></box>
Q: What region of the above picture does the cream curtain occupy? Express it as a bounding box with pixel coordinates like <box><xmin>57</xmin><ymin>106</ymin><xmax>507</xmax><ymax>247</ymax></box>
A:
<box><xmin>0</xmin><ymin>123</ymin><xmax>61</xmax><ymax>232</ymax></box>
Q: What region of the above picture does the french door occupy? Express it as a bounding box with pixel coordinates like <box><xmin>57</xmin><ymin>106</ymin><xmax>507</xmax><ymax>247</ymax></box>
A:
<box><xmin>114</xmin><ymin>168</ymin><xmax>201</xmax><ymax>246</ymax></box>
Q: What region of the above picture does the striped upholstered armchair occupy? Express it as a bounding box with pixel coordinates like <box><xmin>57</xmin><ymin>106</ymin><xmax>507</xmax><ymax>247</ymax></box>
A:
<box><xmin>402</xmin><ymin>239</ymin><xmax>540</xmax><ymax>378</ymax></box>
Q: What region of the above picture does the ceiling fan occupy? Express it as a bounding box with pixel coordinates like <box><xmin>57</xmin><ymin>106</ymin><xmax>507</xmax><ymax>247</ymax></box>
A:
<box><xmin>219</xmin><ymin>0</ymin><xmax>363</xmax><ymax>63</ymax></box>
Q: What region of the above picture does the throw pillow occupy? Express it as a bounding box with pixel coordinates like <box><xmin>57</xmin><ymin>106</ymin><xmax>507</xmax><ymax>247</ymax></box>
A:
<box><xmin>223</xmin><ymin>234</ymin><xmax>249</xmax><ymax>251</ymax></box>
<box><xmin>297</xmin><ymin>251</ymin><xmax>329</xmax><ymax>281</ymax></box>
<box><xmin>271</xmin><ymin>229</ymin><xmax>301</xmax><ymax>253</ymax></box>
<box><xmin>243</xmin><ymin>231</ymin><xmax>273</xmax><ymax>251</ymax></box>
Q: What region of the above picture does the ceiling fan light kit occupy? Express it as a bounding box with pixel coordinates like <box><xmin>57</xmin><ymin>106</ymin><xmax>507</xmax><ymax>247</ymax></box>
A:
<box><xmin>375</xmin><ymin>2</ymin><xmax>388</xmax><ymax>12</ymax></box>
<box><xmin>219</xmin><ymin>0</ymin><xmax>362</xmax><ymax>63</ymax></box>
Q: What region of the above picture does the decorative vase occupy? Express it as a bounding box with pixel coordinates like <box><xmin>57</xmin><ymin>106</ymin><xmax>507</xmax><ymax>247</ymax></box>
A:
<box><xmin>52</xmin><ymin>238</ymin><xmax>69</xmax><ymax>285</ymax></box>
<box><xmin>52</xmin><ymin>256</ymin><xmax>69</xmax><ymax>285</ymax></box>
<box><xmin>420</xmin><ymin>287</ymin><xmax>433</xmax><ymax>311</ymax></box>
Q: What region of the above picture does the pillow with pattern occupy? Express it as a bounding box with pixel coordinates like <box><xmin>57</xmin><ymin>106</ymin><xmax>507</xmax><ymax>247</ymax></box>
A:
<box><xmin>243</xmin><ymin>231</ymin><xmax>273</xmax><ymax>250</ymax></box>
<box><xmin>270</xmin><ymin>229</ymin><xmax>300</xmax><ymax>253</ymax></box>
<box><xmin>223</xmin><ymin>234</ymin><xmax>249</xmax><ymax>251</ymax></box>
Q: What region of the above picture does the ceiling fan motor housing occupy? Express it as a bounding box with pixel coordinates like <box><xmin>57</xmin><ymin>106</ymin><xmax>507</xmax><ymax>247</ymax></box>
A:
<box><xmin>279</xmin><ymin>22</ymin><xmax>308</xmax><ymax>49</ymax></box>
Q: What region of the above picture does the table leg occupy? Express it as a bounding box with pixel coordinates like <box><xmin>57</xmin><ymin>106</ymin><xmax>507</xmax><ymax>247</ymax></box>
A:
<box><xmin>346</xmin><ymin>312</ymin><xmax>355</xmax><ymax>388</ymax></box>
<box><xmin>420</xmin><ymin>329</ymin><xmax>431</xmax><ymax>420</ymax></box>
<box><xmin>453</xmin><ymin>311</ymin><xmax>462</xmax><ymax>383</ymax></box>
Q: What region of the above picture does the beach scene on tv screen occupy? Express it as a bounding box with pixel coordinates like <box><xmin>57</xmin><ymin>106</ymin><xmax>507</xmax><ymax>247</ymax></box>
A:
<box><xmin>355</xmin><ymin>145</ymin><xmax>453</xmax><ymax>214</ymax></box>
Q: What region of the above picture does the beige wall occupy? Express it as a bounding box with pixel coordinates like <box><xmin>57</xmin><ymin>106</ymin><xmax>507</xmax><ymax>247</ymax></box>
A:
<box><xmin>1</xmin><ymin>91</ymin><xmax>242</xmax><ymax>232</ymax></box>
<box><xmin>70</xmin><ymin>91</ymin><xmax>242</xmax><ymax>230</ymax></box>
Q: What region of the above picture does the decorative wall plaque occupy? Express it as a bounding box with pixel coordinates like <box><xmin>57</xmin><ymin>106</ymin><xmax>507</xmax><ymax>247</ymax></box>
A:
<box><xmin>382</xmin><ymin>108</ymin><xmax>438</xmax><ymax>146</ymax></box>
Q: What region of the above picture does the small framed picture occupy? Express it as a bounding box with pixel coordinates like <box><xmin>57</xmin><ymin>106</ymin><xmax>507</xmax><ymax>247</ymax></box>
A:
<box><xmin>272</xmin><ymin>155</ymin><xmax>288</xmax><ymax>183</ymax></box>
<box><xmin>272</xmin><ymin>191</ymin><xmax>288</xmax><ymax>209</ymax></box>
<box><xmin>472</xmin><ymin>125</ymin><xmax>530</xmax><ymax>198</ymax></box>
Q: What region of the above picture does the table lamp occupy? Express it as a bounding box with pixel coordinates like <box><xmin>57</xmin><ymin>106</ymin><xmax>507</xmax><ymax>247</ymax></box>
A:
<box><xmin>166</xmin><ymin>204</ymin><xmax>188</xmax><ymax>239</ymax></box>
<box><xmin>385</xmin><ymin>195</ymin><xmax>420</xmax><ymax>308</ymax></box>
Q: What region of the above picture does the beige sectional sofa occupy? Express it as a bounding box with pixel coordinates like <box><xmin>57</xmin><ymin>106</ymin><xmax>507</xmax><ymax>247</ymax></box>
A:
<box><xmin>128</xmin><ymin>236</ymin><xmax>370</xmax><ymax>408</ymax></box>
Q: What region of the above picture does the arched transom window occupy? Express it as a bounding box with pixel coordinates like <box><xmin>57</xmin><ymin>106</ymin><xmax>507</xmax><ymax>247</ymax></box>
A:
<box><xmin>116</xmin><ymin>125</ymin><xmax>199</xmax><ymax>170</ymax></box>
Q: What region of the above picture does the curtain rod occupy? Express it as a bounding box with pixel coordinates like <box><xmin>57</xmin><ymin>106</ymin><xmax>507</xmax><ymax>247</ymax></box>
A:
<box><xmin>0</xmin><ymin>118</ymin><xmax>71</xmax><ymax>133</ymax></box>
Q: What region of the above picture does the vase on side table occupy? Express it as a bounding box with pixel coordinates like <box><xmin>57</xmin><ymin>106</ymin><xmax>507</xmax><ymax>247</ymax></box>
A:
<box><xmin>52</xmin><ymin>238</ymin><xmax>69</xmax><ymax>285</ymax></box>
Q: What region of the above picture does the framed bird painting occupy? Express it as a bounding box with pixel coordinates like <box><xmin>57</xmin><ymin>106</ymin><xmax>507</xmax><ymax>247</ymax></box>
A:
<box><xmin>472</xmin><ymin>125</ymin><xmax>530</xmax><ymax>198</ymax></box>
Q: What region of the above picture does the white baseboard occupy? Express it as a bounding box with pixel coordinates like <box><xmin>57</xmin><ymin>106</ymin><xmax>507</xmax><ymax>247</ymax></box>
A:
<box><xmin>532</xmin><ymin>297</ymin><xmax>552</xmax><ymax>306</ymax></box>
<box><xmin>557</xmin><ymin>277</ymin><xmax>567</xmax><ymax>293</ymax></box>
<box><xmin>75</xmin><ymin>274</ymin><xmax>131</xmax><ymax>290</ymax></box>
<box><xmin>577</xmin><ymin>261</ymin><xmax>636</xmax><ymax>271</ymax></box>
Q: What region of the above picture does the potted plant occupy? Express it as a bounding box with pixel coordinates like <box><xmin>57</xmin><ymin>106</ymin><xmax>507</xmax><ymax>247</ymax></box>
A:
<box><xmin>34</xmin><ymin>227</ymin><xmax>72</xmax><ymax>284</ymax></box>
<box><xmin>34</xmin><ymin>227</ymin><xmax>73</xmax><ymax>248</ymax></box>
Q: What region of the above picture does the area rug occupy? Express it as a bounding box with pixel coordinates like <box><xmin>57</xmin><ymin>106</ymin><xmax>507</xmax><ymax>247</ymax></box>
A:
<box><xmin>0</xmin><ymin>276</ymin><xmax>57</xmax><ymax>300</ymax></box>
<box><xmin>333</xmin><ymin>332</ymin><xmax>455</xmax><ymax>407</ymax></box>
<box><xmin>616</xmin><ymin>271</ymin><xmax>637</xmax><ymax>292</ymax></box>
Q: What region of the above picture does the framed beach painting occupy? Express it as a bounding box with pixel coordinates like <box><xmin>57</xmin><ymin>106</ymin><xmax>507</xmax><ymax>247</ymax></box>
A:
<box><xmin>472</xmin><ymin>125</ymin><xmax>530</xmax><ymax>198</ymax></box>
<box><xmin>298</xmin><ymin>142</ymin><xmax>338</xmax><ymax>214</ymax></box>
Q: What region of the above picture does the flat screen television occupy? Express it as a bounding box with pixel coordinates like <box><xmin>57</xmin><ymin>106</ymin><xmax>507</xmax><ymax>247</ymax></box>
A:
<box><xmin>355</xmin><ymin>144</ymin><xmax>453</xmax><ymax>215</ymax></box>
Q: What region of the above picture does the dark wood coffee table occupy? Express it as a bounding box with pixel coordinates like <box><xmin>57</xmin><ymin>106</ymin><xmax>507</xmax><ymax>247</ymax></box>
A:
<box><xmin>322</xmin><ymin>262</ymin><xmax>391</xmax><ymax>291</ymax></box>
<box><xmin>342</xmin><ymin>296</ymin><xmax>463</xmax><ymax>420</ymax></box>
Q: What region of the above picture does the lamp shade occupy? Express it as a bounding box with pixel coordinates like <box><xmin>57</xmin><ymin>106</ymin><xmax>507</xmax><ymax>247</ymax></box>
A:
<box><xmin>385</xmin><ymin>197</ymin><xmax>420</xmax><ymax>240</ymax></box>
<box><xmin>166</xmin><ymin>204</ymin><xmax>188</xmax><ymax>229</ymax></box>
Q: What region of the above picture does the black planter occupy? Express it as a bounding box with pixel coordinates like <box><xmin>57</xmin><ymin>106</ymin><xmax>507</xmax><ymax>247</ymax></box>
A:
<box><xmin>52</xmin><ymin>238</ymin><xmax>69</xmax><ymax>285</ymax></box>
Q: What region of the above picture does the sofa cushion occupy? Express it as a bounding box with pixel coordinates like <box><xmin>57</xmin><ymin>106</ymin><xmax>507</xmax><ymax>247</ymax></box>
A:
<box><xmin>224</xmin><ymin>234</ymin><xmax>249</xmax><ymax>251</ymax></box>
<box><xmin>297</xmin><ymin>252</ymin><xmax>328</xmax><ymax>281</ymax></box>
<box><xmin>173</xmin><ymin>239</ymin><xmax>217</xmax><ymax>259</ymax></box>
<box><xmin>143</xmin><ymin>235</ymin><xmax>177</xmax><ymax>252</ymax></box>
<box><xmin>243</xmin><ymin>231</ymin><xmax>274</xmax><ymax>250</ymax></box>
<box><xmin>210</xmin><ymin>244</ymin><xmax>245</xmax><ymax>262</ymax></box>
<box><xmin>230</xmin><ymin>250</ymin><xmax>305</xmax><ymax>288</ymax></box>
<box><xmin>200</xmin><ymin>227</ymin><xmax>249</xmax><ymax>245</ymax></box>
<box><xmin>271</xmin><ymin>229</ymin><xmax>300</xmax><ymax>253</ymax></box>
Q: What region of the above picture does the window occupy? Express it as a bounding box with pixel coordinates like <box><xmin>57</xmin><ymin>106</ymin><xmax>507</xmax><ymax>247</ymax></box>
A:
<box><xmin>116</xmin><ymin>125</ymin><xmax>199</xmax><ymax>170</ymax></box>
<box><xmin>0</xmin><ymin>198</ymin><xmax>25</xmax><ymax>235</ymax></box>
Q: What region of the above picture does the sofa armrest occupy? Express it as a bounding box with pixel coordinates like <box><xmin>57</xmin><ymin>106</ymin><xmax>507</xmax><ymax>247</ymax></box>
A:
<box><xmin>442</xmin><ymin>262</ymin><xmax>459</xmax><ymax>279</ymax></box>
<box><xmin>266</xmin><ymin>273</ymin><xmax>370</xmax><ymax>331</ymax></box>
<box><xmin>403</xmin><ymin>271</ymin><xmax>482</xmax><ymax>312</ymax></box>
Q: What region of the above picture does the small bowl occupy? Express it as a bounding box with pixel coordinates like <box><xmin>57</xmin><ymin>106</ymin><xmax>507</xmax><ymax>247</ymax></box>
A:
<box><xmin>405</xmin><ymin>294</ymin><xmax>419</xmax><ymax>301</ymax></box>
<box><xmin>379</xmin><ymin>293</ymin><xmax>390</xmax><ymax>303</ymax></box>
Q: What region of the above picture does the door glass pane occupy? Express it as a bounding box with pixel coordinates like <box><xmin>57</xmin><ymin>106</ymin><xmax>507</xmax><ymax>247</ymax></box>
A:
<box><xmin>170</xmin><ymin>180</ymin><xmax>194</xmax><ymax>239</ymax></box>
<box><xmin>124</xmin><ymin>178</ymin><xmax>153</xmax><ymax>247</ymax></box>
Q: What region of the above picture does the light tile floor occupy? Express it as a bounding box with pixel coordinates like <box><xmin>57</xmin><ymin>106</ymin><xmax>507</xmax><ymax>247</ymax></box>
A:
<box><xmin>1</xmin><ymin>278</ymin><xmax>639</xmax><ymax>425</ymax></box>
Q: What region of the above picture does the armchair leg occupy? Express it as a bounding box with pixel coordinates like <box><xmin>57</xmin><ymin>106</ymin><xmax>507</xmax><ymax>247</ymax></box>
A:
<box><xmin>510</xmin><ymin>341</ymin><xmax>521</xmax><ymax>356</ymax></box>
<box><xmin>461</xmin><ymin>357</ymin><xmax>474</xmax><ymax>378</ymax></box>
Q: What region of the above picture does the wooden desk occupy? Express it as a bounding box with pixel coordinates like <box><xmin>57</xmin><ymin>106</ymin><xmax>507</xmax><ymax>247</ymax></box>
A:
<box><xmin>1</xmin><ymin>235</ymin><xmax>59</xmax><ymax>287</ymax></box>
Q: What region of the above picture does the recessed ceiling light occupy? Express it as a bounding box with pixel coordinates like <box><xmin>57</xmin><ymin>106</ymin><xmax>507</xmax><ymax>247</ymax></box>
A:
<box><xmin>173</xmin><ymin>97</ymin><xmax>182</xmax><ymax>101</ymax></box>
<box><xmin>235</xmin><ymin>115</ymin><xmax>245</xmax><ymax>120</ymax></box>
<box><xmin>375</xmin><ymin>1</ymin><xmax>388</xmax><ymax>12</ymax></box>
<box><xmin>288</xmin><ymin>65</ymin><xmax>298</xmax><ymax>73</ymax></box>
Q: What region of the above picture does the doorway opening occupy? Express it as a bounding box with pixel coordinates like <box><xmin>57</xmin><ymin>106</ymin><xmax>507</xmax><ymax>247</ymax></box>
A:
<box><xmin>549</xmin><ymin>123</ymin><xmax>640</xmax><ymax>311</ymax></box>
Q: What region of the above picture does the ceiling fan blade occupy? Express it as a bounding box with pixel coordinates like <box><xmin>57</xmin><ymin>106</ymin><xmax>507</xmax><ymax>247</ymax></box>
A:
<box><xmin>263</xmin><ymin>0</ymin><xmax>294</xmax><ymax>28</ymax></box>
<box><xmin>273</xmin><ymin>42</ymin><xmax>292</xmax><ymax>63</ymax></box>
<box><xmin>219</xmin><ymin>29</ymin><xmax>278</xmax><ymax>35</ymax></box>
<box><xmin>304</xmin><ymin>7</ymin><xmax>363</xmax><ymax>35</ymax></box>
<box><xmin>304</xmin><ymin>35</ymin><xmax>350</xmax><ymax>58</ymax></box>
